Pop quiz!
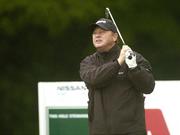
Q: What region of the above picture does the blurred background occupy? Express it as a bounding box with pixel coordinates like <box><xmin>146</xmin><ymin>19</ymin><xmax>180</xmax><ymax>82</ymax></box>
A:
<box><xmin>0</xmin><ymin>0</ymin><xmax>180</xmax><ymax>134</ymax></box>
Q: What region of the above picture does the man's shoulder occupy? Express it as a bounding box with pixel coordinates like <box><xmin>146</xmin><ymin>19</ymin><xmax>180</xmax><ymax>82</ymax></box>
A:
<box><xmin>80</xmin><ymin>52</ymin><xmax>98</xmax><ymax>63</ymax></box>
<box><xmin>83</xmin><ymin>52</ymin><xmax>98</xmax><ymax>60</ymax></box>
<box><xmin>134</xmin><ymin>51</ymin><xmax>149</xmax><ymax>62</ymax></box>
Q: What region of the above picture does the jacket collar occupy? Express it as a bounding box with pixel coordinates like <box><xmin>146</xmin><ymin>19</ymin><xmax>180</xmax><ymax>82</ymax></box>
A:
<box><xmin>97</xmin><ymin>44</ymin><xmax>120</xmax><ymax>59</ymax></box>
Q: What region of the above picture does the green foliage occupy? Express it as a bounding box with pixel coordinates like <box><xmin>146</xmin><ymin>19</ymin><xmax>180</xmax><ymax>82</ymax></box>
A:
<box><xmin>0</xmin><ymin>0</ymin><xmax>180</xmax><ymax>134</ymax></box>
<box><xmin>0</xmin><ymin>0</ymin><xmax>104</xmax><ymax>35</ymax></box>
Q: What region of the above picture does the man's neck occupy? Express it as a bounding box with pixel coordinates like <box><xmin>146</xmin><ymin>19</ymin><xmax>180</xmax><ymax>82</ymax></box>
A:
<box><xmin>97</xmin><ymin>44</ymin><xmax>115</xmax><ymax>53</ymax></box>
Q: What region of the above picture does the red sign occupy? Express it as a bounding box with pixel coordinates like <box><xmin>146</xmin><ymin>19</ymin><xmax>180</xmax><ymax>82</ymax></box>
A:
<box><xmin>145</xmin><ymin>109</ymin><xmax>170</xmax><ymax>135</ymax></box>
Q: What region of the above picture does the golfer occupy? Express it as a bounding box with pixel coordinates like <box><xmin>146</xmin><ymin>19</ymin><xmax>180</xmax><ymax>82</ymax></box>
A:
<box><xmin>80</xmin><ymin>18</ymin><xmax>155</xmax><ymax>135</ymax></box>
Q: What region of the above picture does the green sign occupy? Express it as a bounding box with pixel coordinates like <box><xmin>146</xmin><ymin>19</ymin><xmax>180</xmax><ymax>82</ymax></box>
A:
<box><xmin>48</xmin><ymin>108</ymin><xmax>88</xmax><ymax>135</ymax></box>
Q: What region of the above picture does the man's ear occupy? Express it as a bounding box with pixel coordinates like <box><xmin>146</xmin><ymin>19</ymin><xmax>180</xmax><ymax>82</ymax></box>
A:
<box><xmin>113</xmin><ymin>33</ymin><xmax>118</xmax><ymax>42</ymax></box>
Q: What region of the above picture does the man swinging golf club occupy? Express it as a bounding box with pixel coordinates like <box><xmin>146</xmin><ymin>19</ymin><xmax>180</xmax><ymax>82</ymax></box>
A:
<box><xmin>80</xmin><ymin>8</ymin><xmax>155</xmax><ymax>135</ymax></box>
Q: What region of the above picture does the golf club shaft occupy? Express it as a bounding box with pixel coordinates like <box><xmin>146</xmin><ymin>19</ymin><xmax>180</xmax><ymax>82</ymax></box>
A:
<box><xmin>105</xmin><ymin>7</ymin><xmax>126</xmax><ymax>45</ymax></box>
<box><xmin>105</xmin><ymin>7</ymin><xmax>133</xmax><ymax>59</ymax></box>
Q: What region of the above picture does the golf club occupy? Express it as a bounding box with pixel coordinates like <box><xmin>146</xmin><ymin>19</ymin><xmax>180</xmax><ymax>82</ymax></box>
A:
<box><xmin>105</xmin><ymin>7</ymin><xmax>126</xmax><ymax>45</ymax></box>
<box><xmin>105</xmin><ymin>7</ymin><xmax>133</xmax><ymax>59</ymax></box>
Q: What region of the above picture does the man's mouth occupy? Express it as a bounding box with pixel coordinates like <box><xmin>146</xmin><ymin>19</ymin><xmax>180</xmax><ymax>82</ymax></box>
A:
<box><xmin>95</xmin><ymin>39</ymin><xmax>102</xmax><ymax>44</ymax></box>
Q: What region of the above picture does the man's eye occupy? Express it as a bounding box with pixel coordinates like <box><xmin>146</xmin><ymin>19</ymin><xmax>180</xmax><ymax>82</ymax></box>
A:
<box><xmin>93</xmin><ymin>30</ymin><xmax>105</xmax><ymax>35</ymax></box>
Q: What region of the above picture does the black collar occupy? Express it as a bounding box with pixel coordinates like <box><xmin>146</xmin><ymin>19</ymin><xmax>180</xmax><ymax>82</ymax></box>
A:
<box><xmin>97</xmin><ymin>44</ymin><xmax>120</xmax><ymax>59</ymax></box>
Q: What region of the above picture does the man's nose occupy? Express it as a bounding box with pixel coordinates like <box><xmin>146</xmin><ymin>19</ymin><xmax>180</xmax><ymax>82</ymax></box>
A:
<box><xmin>95</xmin><ymin>33</ymin><xmax>101</xmax><ymax>37</ymax></box>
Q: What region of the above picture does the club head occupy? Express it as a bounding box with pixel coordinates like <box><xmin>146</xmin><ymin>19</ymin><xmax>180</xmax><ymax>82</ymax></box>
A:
<box><xmin>105</xmin><ymin>7</ymin><xmax>109</xmax><ymax>18</ymax></box>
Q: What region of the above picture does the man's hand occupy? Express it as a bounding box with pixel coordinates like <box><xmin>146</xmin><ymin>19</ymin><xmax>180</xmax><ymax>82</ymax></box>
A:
<box><xmin>117</xmin><ymin>45</ymin><xmax>132</xmax><ymax>65</ymax></box>
<box><xmin>125</xmin><ymin>50</ymin><xmax>137</xmax><ymax>69</ymax></box>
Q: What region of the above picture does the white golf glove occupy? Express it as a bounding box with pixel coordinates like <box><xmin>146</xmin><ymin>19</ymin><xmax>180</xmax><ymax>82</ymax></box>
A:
<box><xmin>125</xmin><ymin>50</ymin><xmax>137</xmax><ymax>69</ymax></box>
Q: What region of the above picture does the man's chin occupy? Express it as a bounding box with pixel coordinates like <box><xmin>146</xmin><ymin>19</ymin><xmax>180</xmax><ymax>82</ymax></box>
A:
<box><xmin>94</xmin><ymin>43</ymin><xmax>103</xmax><ymax>47</ymax></box>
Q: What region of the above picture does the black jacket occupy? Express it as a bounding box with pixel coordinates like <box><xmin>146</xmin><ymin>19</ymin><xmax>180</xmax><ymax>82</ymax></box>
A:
<box><xmin>80</xmin><ymin>45</ymin><xmax>155</xmax><ymax>134</ymax></box>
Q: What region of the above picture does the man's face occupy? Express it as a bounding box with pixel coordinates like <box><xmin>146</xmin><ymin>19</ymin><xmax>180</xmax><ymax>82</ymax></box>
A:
<box><xmin>92</xmin><ymin>27</ymin><xmax>118</xmax><ymax>52</ymax></box>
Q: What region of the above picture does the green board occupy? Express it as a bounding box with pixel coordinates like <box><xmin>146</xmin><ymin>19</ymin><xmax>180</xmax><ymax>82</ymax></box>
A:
<box><xmin>48</xmin><ymin>108</ymin><xmax>88</xmax><ymax>135</ymax></box>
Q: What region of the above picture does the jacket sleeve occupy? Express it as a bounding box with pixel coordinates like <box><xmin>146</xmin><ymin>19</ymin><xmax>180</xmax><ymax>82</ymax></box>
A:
<box><xmin>127</xmin><ymin>53</ymin><xmax>155</xmax><ymax>94</ymax></box>
<box><xmin>80</xmin><ymin>55</ymin><xmax>120</xmax><ymax>88</ymax></box>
